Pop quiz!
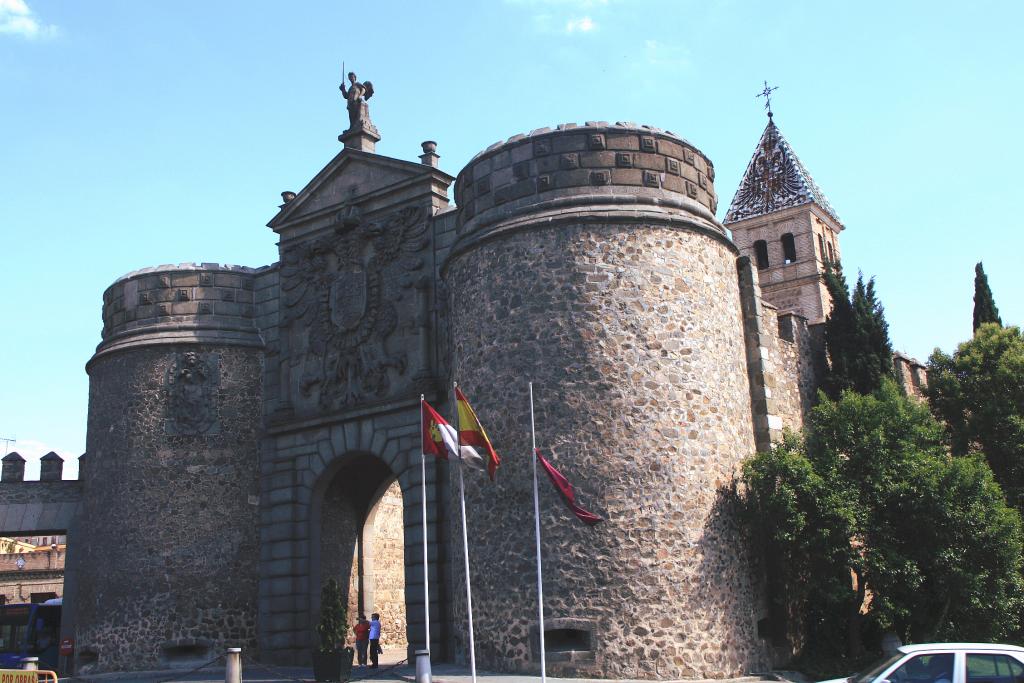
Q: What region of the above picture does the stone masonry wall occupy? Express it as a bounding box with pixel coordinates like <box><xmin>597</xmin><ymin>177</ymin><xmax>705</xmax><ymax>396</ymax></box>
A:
<box><xmin>0</xmin><ymin>573</ymin><xmax>63</xmax><ymax>604</ymax></box>
<box><xmin>445</xmin><ymin>222</ymin><xmax>770</xmax><ymax>679</ymax></box>
<box><xmin>728</xmin><ymin>206</ymin><xmax>838</xmax><ymax>325</ymax></box>
<box><xmin>370</xmin><ymin>482</ymin><xmax>407</xmax><ymax>652</ymax></box>
<box><xmin>893</xmin><ymin>353</ymin><xmax>928</xmax><ymax>400</ymax></box>
<box><xmin>77</xmin><ymin>264</ymin><xmax>265</xmax><ymax>673</ymax></box>
<box><xmin>79</xmin><ymin>343</ymin><xmax>262</xmax><ymax>673</ymax></box>
<box><xmin>0</xmin><ymin>546</ymin><xmax>65</xmax><ymax>604</ymax></box>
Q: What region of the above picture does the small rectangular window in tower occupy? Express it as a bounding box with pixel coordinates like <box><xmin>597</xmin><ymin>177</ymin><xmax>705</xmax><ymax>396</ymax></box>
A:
<box><xmin>781</xmin><ymin>233</ymin><xmax>797</xmax><ymax>264</ymax></box>
<box><xmin>754</xmin><ymin>240</ymin><xmax>770</xmax><ymax>269</ymax></box>
<box><xmin>817</xmin><ymin>234</ymin><xmax>826</xmax><ymax>260</ymax></box>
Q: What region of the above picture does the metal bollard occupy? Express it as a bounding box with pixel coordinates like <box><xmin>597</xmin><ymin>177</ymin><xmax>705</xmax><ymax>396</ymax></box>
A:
<box><xmin>415</xmin><ymin>649</ymin><xmax>432</xmax><ymax>683</ymax></box>
<box><xmin>225</xmin><ymin>647</ymin><xmax>242</xmax><ymax>683</ymax></box>
<box><xmin>21</xmin><ymin>657</ymin><xmax>39</xmax><ymax>670</ymax></box>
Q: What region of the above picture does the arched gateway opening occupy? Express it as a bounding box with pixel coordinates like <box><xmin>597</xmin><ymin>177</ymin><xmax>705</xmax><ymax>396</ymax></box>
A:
<box><xmin>312</xmin><ymin>454</ymin><xmax>408</xmax><ymax>655</ymax></box>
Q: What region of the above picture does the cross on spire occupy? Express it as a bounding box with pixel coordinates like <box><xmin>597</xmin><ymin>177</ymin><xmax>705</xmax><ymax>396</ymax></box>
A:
<box><xmin>756</xmin><ymin>80</ymin><xmax>779</xmax><ymax>118</ymax></box>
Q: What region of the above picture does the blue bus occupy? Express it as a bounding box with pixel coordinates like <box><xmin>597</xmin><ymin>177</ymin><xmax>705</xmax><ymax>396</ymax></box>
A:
<box><xmin>0</xmin><ymin>602</ymin><xmax>61</xmax><ymax>671</ymax></box>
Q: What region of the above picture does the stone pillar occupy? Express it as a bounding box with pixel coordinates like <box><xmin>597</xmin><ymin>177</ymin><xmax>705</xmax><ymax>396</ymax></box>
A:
<box><xmin>39</xmin><ymin>451</ymin><xmax>64</xmax><ymax>482</ymax></box>
<box><xmin>443</xmin><ymin>124</ymin><xmax>769</xmax><ymax>679</ymax></box>
<box><xmin>737</xmin><ymin>256</ymin><xmax>784</xmax><ymax>452</ymax></box>
<box><xmin>1</xmin><ymin>452</ymin><xmax>25</xmax><ymax>482</ymax></box>
<box><xmin>339</xmin><ymin>125</ymin><xmax>380</xmax><ymax>153</ymax></box>
<box><xmin>419</xmin><ymin>141</ymin><xmax>439</xmax><ymax>168</ymax></box>
<box><xmin>77</xmin><ymin>264</ymin><xmax>264</xmax><ymax>673</ymax></box>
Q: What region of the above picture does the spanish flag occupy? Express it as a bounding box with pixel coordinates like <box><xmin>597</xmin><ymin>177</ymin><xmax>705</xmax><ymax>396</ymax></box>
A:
<box><xmin>455</xmin><ymin>387</ymin><xmax>501</xmax><ymax>481</ymax></box>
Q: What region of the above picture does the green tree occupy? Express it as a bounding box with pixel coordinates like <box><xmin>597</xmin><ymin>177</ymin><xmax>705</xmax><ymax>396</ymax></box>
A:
<box><xmin>927</xmin><ymin>324</ymin><xmax>1024</xmax><ymax>510</ymax></box>
<box><xmin>822</xmin><ymin>265</ymin><xmax>894</xmax><ymax>398</ymax></box>
<box><xmin>973</xmin><ymin>262</ymin><xmax>1002</xmax><ymax>331</ymax></box>
<box><xmin>743</xmin><ymin>381</ymin><xmax>1024</xmax><ymax>660</ymax></box>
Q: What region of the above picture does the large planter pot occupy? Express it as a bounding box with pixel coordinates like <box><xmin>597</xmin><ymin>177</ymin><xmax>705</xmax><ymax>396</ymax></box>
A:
<box><xmin>312</xmin><ymin>647</ymin><xmax>354</xmax><ymax>682</ymax></box>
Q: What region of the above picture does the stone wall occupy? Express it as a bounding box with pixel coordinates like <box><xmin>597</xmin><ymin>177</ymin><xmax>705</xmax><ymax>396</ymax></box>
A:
<box><xmin>728</xmin><ymin>206</ymin><xmax>840</xmax><ymax>325</ymax></box>
<box><xmin>893</xmin><ymin>353</ymin><xmax>928</xmax><ymax>399</ymax></box>
<box><xmin>0</xmin><ymin>573</ymin><xmax>63</xmax><ymax>604</ymax></box>
<box><xmin>0</xmin><ymin>481</ymin><xmax>81</xmax><ymax>535</ymax></box>
<box><xmin>369</xmin><ymin>482</ymin><xmax>407</xmax><ymax>651</ymax></box>
<box><xmin>773</xmin><ymin>312</ymin><xmax>820</xmax><ymax>428</ymax></box>
<box><xmin>0</xmin><ymin>546</ymin><xmax>65</xmax><ymax>604</ymax></box>
<box><xmin>443</xmin><ymin>124</ymin><xmax>770</xmax><ymax>679</ymax></box>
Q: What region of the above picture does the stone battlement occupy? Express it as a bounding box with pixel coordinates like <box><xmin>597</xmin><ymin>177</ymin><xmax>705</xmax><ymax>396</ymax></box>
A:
<box><xmin>92</xmin><ymin>263</ymin><xmax>267</xmax><ymax>364</ymax></box>
<box><xmin>454</xmin><ymin>122</ymin><xmax>720</xmax><ymax>248</ymax></box>
<box><xmin>109</xmin><ymin>262</ymin><xmax>268</xmax><ymax>286</ymax></box>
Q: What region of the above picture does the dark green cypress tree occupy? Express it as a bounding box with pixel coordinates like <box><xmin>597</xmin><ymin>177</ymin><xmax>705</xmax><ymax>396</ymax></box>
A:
<box><xmin>823</xmin><ymin>263</ymin><xmax>857</xmax><ymax>397</ymax></box>
<box><xmin>822</xmin><ymin>264</ymin><xmax>894</xmax><ymax>398</ymax></box>
<box><xmin>850</xmin><ymin>274</ymin><xmax>894</xmax><ymax>394</ymax></box>
<box><xmin>972</xmin><ymin>262</ymin><xmax>1002</xmax><ymax>331</ymax></box>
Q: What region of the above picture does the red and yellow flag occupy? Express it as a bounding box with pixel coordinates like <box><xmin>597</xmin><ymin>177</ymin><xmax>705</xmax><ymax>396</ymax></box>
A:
<box><xmin>455</xmin><ymin>387</ymin><xmax>501</xmax><ymax>481</ymax></box>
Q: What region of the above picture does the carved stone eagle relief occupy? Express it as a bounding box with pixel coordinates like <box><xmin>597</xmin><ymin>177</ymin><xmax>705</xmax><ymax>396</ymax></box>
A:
<box><xmin>280</xmin><ymin>204</ymin><xmax>429</xmax><ymax>411</ymax></box>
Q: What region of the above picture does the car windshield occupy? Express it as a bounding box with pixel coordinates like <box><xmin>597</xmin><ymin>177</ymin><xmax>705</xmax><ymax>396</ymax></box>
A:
<box><xmin>852</xmin><ymin>653</ymin><xmax>905</xmax><ymax>683</ymax></box>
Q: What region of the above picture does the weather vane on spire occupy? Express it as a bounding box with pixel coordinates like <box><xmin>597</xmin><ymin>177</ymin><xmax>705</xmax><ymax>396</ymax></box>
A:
<box><xmin>756</xmin><ymin>80</ymin><xmax>779</xmax><ymax>118</ymax></box>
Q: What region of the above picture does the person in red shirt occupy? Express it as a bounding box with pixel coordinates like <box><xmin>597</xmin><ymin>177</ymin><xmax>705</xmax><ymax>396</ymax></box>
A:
<box><xmin>353</xmin><ymin>615</ymin><xmax>370</xmax><ymax>667</ymax></box>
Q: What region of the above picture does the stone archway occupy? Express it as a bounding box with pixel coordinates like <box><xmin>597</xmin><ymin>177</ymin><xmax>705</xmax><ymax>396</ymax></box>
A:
<box><xmin>260</xmin><ymin>407</ymin><xmax>446</xmax><ymax>666</ymax></box>
<box><xmin>307</xmin><ymin>447</ymin><xmax>422</xmax><ymax>659</ymax></box>
<box><xmin>352</xmin><ymin>479</ymin><xmax>408</xmax><ymax>653</ymax></box>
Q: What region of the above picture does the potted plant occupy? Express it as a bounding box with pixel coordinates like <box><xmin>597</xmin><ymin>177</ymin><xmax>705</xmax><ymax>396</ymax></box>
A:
<box><xmin>312</xmin><ymin>578</ymin><xmax>355</xmax><ymax>682</ymax></box>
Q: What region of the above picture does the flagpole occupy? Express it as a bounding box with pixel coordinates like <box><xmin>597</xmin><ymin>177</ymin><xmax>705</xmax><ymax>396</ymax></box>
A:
<box><xmin>529</xmin><ymin>382</ymin><xmax>546</xmax><ymax>683</ymax></box>
<box><xmin>454</xmin><ymin>382</ymin><xmax>478</xmax><ymax>683</ymax></box>
<box><xmin>420</xmin><ymin>395</ymin><xmax>431</xmax><ymax>656</ymax></box>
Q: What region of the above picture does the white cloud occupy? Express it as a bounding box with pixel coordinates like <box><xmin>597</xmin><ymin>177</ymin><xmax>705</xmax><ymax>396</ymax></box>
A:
<box><xmin>566</xmin><ymin>16</ymin><xmax>597</xmax><ymax>33</ymax></box>
<box><xmin>0</xmin><ymin>0</ymin><xmax>58</xmax><ymax>40</ymax></box>
<box><xmin>3</xmin><ymin>439</ymin><xmax>80</xmax><ymax>480</ymax></box>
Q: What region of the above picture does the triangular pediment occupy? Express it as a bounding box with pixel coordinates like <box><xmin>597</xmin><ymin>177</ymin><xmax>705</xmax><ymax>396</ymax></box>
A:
<box><xmin>268</xmin><ymin>149</ymin><xmax>452</xmax><ymax>231</ymax></box>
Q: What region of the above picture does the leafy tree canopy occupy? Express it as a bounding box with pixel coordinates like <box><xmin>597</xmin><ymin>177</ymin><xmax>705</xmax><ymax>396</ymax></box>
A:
<box><xmin>743</xmin><ymin>381</ymin><xmax>1023</xmax><ymax>659</ymax></box>
<box><xmin>927</xmin><ymin>324</ymin><xmax>1024</xmax><ymax>510</ymax></box>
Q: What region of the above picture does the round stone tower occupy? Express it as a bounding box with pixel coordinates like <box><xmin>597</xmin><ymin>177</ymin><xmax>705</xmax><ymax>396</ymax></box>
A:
<box><xmin>78</xmin><ymin>264</ymin><xmax>264</xmax><ymax>673</ymax></box>
<box><xmin>444</xmin><ymin>123</ymin><xmax>768</xmax><ymax>679</ymax></box>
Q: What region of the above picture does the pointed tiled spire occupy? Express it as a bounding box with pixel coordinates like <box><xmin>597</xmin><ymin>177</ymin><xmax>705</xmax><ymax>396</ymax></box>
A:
<box><xmin>725</xmin><ymin>118</ymin><xmax>840</xmax><ymax>225</ymax></box>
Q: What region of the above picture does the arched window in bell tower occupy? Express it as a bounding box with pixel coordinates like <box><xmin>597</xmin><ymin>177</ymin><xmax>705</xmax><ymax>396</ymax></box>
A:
<box><xmin>818</xmin><ymin>234</ymin><xmax>826</xmax><ymax>260</ymax></box>
<box><xmin>781</xmin><ymin>233</ymin><xmax>797</xmax><ymax>264</ymax></box>
<box><xmin>754</xmin><ymin>240</ymin><xmax>770</xmax><ymax>269</ymax></box>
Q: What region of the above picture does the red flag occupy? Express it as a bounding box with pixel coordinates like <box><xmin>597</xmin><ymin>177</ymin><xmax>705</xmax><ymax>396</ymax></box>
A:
<box><xmin>535</xmin><ymin>448</ymin><xmax>603</xmax><ymax>525</ymax></box>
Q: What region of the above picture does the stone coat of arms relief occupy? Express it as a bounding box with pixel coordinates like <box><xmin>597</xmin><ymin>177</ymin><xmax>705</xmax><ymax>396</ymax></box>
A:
<box><xmin>166</xmin><ymin>351</ymin><xmax>220</xmax><ymax>435</ymax></box>
<box><xmin>279</xmin><ymin>204</ymin><xmax>430</xmax><ymax>413</ymax></box>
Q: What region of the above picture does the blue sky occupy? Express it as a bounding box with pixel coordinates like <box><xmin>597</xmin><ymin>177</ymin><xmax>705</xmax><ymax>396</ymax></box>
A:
<box><xmin>2</xmin><ymin>0</ymin><xmax>1021</xmax><ymax>476</ymax></box>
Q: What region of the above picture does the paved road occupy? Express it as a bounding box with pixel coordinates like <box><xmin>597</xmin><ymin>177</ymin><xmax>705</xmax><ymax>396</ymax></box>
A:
<box><xmin>58</xmin><ymin>655</ymin><xmax>784</xmax><ymax>683</ymax></box>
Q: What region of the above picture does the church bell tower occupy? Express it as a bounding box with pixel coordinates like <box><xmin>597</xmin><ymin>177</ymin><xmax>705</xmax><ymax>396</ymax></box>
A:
<box><xmin>724</xmin><ymin>111</ymin><xmax>843</xmax><ymax>324</ymax></box>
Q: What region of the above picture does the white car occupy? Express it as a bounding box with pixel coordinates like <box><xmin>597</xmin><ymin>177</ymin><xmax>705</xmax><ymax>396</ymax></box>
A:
<box><xmin>819</xmin><ymin>643</ymin><xmax>1024</xmax><ymax>683</ymax></box>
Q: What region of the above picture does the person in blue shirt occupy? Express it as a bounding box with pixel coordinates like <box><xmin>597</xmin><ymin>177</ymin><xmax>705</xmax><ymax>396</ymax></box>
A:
<box><xmin>368</xmin><ymin>613</ymin><xmax>382</xmax><ymax>668</ymax></box>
